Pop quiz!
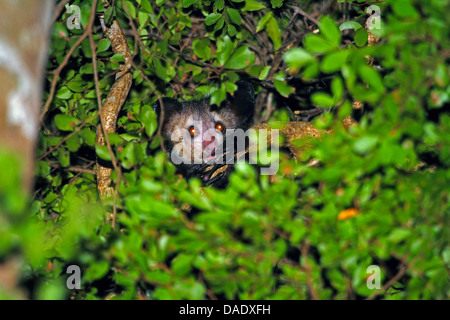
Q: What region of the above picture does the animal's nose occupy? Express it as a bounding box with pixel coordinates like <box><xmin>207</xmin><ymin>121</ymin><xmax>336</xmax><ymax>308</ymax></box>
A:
<box><xmin>202</xmin><ymin>136</ymin><xmax>215</xmax><ymax>149</ymax></box>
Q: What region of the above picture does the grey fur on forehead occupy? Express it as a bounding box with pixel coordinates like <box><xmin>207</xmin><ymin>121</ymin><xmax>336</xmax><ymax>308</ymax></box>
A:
<box><xmin>180</xmin><ymin>99</ymin><xmax>210</xmax><ymax>121</ymax></box>
<box><xmin>185</xmin><ymin>98</ymin><xmax>238</xmax><ymax>127</ymax></box>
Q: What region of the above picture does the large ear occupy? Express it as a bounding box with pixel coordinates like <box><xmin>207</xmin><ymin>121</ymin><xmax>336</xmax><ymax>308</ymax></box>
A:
<box><xmin>153</xmin><ymin>97</ymin><xmax>182</xmax><ymax>121</ymax></box>
<box><xmin>231</xmin><ymin>80</ymin><xmax>255</xmax><ymax>127</ymax></box>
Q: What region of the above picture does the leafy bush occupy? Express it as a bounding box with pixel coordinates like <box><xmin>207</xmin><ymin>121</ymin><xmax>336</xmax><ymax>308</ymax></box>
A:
<box><xmin>0</xmin><ymin>0</ymin><xmax>448</xmax><ymax>299</ymax></box>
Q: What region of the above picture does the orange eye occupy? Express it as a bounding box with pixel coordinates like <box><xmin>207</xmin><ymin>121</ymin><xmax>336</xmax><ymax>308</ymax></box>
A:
<box><xmin>188</xmin><ymin>126</ymin><xmax>197</xmax><ymax>137</ymax></box>
<box><xmin>215</xmin><ymin>123</ymin><xmax>224</xmax><ymax>132</ymax></box>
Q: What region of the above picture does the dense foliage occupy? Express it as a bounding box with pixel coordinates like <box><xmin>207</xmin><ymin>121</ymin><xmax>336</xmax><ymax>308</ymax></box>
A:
<box><xmin>0</xmin><ymin>0</ymin><xmax>448</xmax><ymax>299</ymax></box>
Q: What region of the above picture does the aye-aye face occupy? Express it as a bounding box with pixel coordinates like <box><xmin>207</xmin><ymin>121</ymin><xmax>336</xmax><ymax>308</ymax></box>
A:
<box><xmin>154</xmin><ymin>81</ymin><xmax>255</xmax><ymax>166</ymax></box>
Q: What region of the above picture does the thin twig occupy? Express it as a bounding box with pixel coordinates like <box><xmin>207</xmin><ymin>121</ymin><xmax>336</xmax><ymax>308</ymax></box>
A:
<box><xmin>49</xmin><ymin>162</ymin><xmax>96</xmax><ymax>175</ymax></box>
<box><xmin>301</xmin><ymin>241</ymin><xmax>319</xmax><ymax>300</ymax></box>
<box><xmin>291</xmin><ymin>6</ymin><xmax>320</xmax><ymax>26</ymax></box>
<box><xmin>262</xmin><ymin>92</ymin><xmax>274</xmax><ymax>122</ymax></box>
<box><xmin>366</xmin><ymin>264</ymin><xmax>408</xmax><ymax>300</ymax></box>
<box><xmin>53</xmin><ymin>0</ymin><xmax>70</xmax><ymax>23</ymax></box>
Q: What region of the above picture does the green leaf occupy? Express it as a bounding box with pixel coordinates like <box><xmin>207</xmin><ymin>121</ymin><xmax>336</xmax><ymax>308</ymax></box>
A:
<box><xmin>141</xmin><ymin>108</ymin><xmax>158</xmax><ymax>138</ymax></box>
<box><xmin>319</xmin><ymin>16</ymin><xmax>341</xmax><ymax>47</ymax></box>
<box><xmin>156</xmin><ymin>40</ymin><xmax>168</xmax><ymax>55</ymax></box>
<box><xmin>106</xmin><ymin>133</ymin><xmax>123</xmax><ymax>146</ymax></box>
<box><xmin>37</xmin><ymin>279</ymin><xmax>66</xmax><ymax>300</ymax></box>
<box><xmin>172</xmin><ymin>254</ymin><xmax>194</xmax><ymax>277</ymax></box>
<box><xmin>227</xmin><ymin>24</ymin><xmax>237</xmax><ymax>37</ymax></box>
<box><xmin>321</xmin><ymin>50</ymin><xmax>349</xmax><ymax>73</ymax></box>
<box><xmin>182</xmin><ymin>0</ymin><xmax>197</xmax><ymax>8</ymax></box>
<box><xmin>216</xmin><ymin>35</ymin><xmax>236</xmax><ymax>65</ymax></box>
<box><xmin>224</xmin><ymin>46</ymin><xmax>255</xmax><ymax>69</ymax></box>
<box><xmin>224</xmin><ymin>81</ymin><xmax>238</xmax><ymax>94</ymax></box>
<box><xmin>80</xmin><ymin>63</ymin><xmax>93</xmax><ymax>74</ymax></box>
<box><xmin>341</xmin><ymin>64</ymin><xmax>356</xmax><ymax>90</ymax></box>
<box><xmin>331</xmin><ymin>76</ymin><xmax>344</xmax><ymax>102</ymax></box>
<box><xmin>213</xmin><ymin>17</ymin><xmax>225</xmax><ymax>32</ymax></box>
<box><xmin>125</xmin><ymin>1</ymin><xmax>137</xmax><ymax>18</ymax></box>
<box><xmin>311</xmin><ymin>92</ymin><xmax>335</xmax><ymax>108</ymax></box>
<box><xmin>154</xmin><ymin>58</ymin><xmax>175</xmax><ymax>82</ymax></box>
<box><xmin>120</xmin><ymin>133</ymin><xmax>140</xmax><ymax>141</ymax></box>
<box><xmin>242</xmin><ymin>0</ymin><xmax>266</xmax><ymax>11</ymax></box>
<box><xmin>79</xmin><ymin>128</ymin><xmax>96</xmax><ymax>146</ymax></box>
<box><xmin>110</xmin><ymin>52</ymin><xmax>125</xmax><ymax>63</ymax></box>
<box><xmin>55</xmin><ymin>86</ymin><xmax>73</xmax><ymax>100</ymax></box>
<box><xmin>80</xmin><ymin>4</ymin><xmax>91</xmax><ymax>29</ymax></box>
<box><xmin>274</xmin><ymin>80</ymin><xmax>295</xmax><ymax>98</ymax></box>
<box><xmin>214</xmin><ymin>0</ymin><xmax>224</xmax><ymax>11</ymax></box>
<box><xmin>138</xmin><ymin>11</ymin><xmax>149</xmax><ymax>28</ymax></box>
<box><xmin>46</xmin><ymin>136</ymin><xmax>62</xmax><ymax>147</ymax></box>
<box><xmin>104</xmin><ymin>6</ymin><xmax>114</xmax><ymax>24</ymax></box>
<box><xmin>388</xmin><ymin>228</ymin><xmax>412</xmax><ymax>244</ymax></box>
<box><xmin>353</xmin><ymin>136</ymin><xmax>379</xmax><ymax>155</ymax></box>
<box><xmin>205</xmin><ymin>13</ymin><xmax>222</xmax><ymax>26</ymax></box>
<box><xmin>65</xmin><ymin>134</ymin><xmax>82</xmax><ymax>152</ymax></box>
<box><xmin>354</xmin><ymin>28</ymin><xmax>368</xmax><ymax>47</ymax></box>
<box><xmin>270</xmin><ymin>0</ymin><xmax>283</xmax><ymax>9</ymax></box>
<box><xmin>54</xmin><ymin>114</ymin><xmax>80</xmax><ymax>131</ymax></box>
<box><xmin>193</xmin><ymin>38</ymin><xmax>211</xmax><ymax>60</ymax></box>
<box><xmin>140</xmin><ymin>0</ymin><xmax>153</xmax><ymax>13</ymax></box>
<box><xmin>304</xmin><ymin>34</ymin><xmax>335</xmax><ymax>54</ymax></box>
<box><xmin>67</xmin><ymin>80</ymin><xmax>85</xmax><ymax>93</ymax></box>
<box><xmin>302</xmin><ymin>60</ymin><xmax>319</xmax><ymax>79</ymax></box>
<box><xmin>339</xmin><ymin>21</ymin><xmax>362</xmax><ymax>31</ymax></box>
<box><xmin>392</xmin><ymin>0</ymin><xmax>419</xmax><ymax>19</ymax></box>
<box><xmin>358</xmin><ymin>65</ymin><xmax>384</xmax><ymax>93</ymax></box>
<box><xmin>256</xmin><ymin>12</ymin><xmax>273</xmax><ymax>33</ymax></box>
<box><xmin>227</xmin><ymin>8</ymin><xmax>242</xmax><ymax>25</ymax></box>
<box><xmin>95</xmin><ymin>145</ymin><xmax>112</xmax><ymax>161</ymax></box>
<box><xmin>210</xmin><ymin>84</ymin><xmax>226</xmax><ymax>106</ymax></box>
<box><xmin>283</xmin><ymin>48</ymin><xmax>315</xmax><ymax>71</ymax></box>
<box><xmin>266</xmin><ymin>16</ymin><xmax>282</xmax><ymax>50</ymax></box>
<box><xmin>84</xmin><ymin>261</ymin><xmax>110</xmax><ymax>281</ymax></box>
<box><xmin>97</xmin><ymin>38</ymin><xmax>111</xmax><ymax>53</ymax></box>
<box><xmin>259</xmin><ymin>65</ymin><xmax>271</xmax><ymax>80</ymax></box>
<box><xmin>58</xmin><ymin>148</ymin><xmax>70</xmax><ymax>167</ymax></box>
<box><xmin>434</xmin><ymin>63</ymin><xmax>448</xmax><ymax>88</ymax></box>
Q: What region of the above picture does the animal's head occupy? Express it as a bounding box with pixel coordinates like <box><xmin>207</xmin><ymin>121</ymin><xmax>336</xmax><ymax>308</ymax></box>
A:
<box><xmin>154</xmin><ymin>80</ymin><xmax>255</xmax><ymax>167</ymax></box>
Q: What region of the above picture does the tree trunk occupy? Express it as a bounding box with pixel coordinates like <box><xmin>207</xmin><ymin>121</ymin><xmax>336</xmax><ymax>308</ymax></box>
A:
<box><xmin>0</xmin><ymin>0</ymin><xmax>54</xmax><ymax>192</ymax></box>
